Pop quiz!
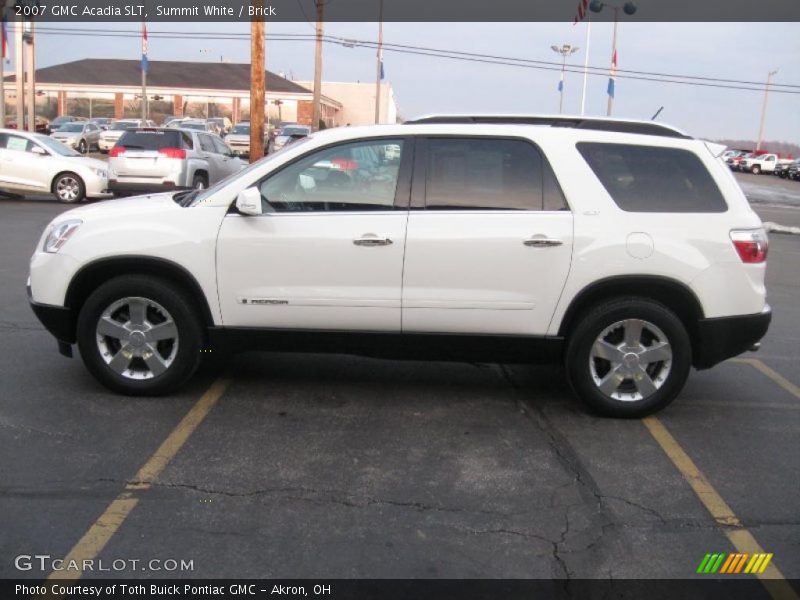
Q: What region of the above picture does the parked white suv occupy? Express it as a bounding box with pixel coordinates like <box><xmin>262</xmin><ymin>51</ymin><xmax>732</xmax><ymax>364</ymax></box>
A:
<box><xmin>28</xmin><ymin>116</ymin><xmax>771</xmax><ymax>417</ymax></box>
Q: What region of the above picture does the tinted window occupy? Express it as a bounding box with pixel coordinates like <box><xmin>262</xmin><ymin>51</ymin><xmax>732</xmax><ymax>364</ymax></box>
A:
<box><xmin>577</xmin><ymin>143</ymin><xmax>727</xmax><ymax>213</ymax></box>
<box><xmin>117</xmin><ymin>130</ymin><xmax>183</xmax><ymax>150</ymax></box>
<box><xmin>424</xmin><ymin>138</ymin><xmax>567</xmax><ymax>211</ymax></box>
<box><xmin>258</xmin><ymin>139</ymin><xmax>404</xmax><ymax>213</ymax></box>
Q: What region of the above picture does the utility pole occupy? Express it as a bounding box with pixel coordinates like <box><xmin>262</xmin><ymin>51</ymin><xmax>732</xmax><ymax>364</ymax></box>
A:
<box><xmin>249</xmin><ymin>11</ymin><xmax>265</xmax><ymax>162</ymax></box>
<box><xmin>24</xmin><ymin>21</ymin><xmax>34</xmax><ymax>131</ymax></box>
<box><xmin>141</xmin><ymin>22</ymin><xmax>148</xmax><ymax>121</ymax></box>
<box><xmin>756</xmin><ymin>69</ymin><xmax>778</xmax><ymax>151</ymax></box>
<box><xmin>0</xmin><ymin>0</ymin><xmax>7</xmax><ymax>127</ymax></box>
<box><xmin>374</xmin><ymin>0</ymin><xmax>383</xmax><ymax>124</ymax></box>
<box><xmin>312</xmin><ymin>0</ymin><xmax>323</xmax><ymax>130</ymax></box>
<box><xmin>14</xmin><ymin>18</ymin><xmax>22</xmax><ymax>129</ymax></box>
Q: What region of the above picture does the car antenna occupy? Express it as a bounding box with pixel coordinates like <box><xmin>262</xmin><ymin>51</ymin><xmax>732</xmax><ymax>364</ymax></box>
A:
<box><xmin>651</xmin><ymin>106</ymin><xmax>664</xmax><ymax>121</ymax></box>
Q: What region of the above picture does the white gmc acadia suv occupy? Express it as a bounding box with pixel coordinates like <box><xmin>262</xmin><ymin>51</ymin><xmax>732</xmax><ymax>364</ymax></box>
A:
<box><xmin>28</xmin><ymin>116</ymin><xmax>771</xmax><ymax>417</ymax></box>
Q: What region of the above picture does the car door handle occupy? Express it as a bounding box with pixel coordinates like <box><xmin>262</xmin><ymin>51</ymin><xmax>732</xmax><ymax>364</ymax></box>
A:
<box><xmin>353</xmin><ymin>235</ymin><xmax>393</xmax><ymax>247</ymax></box>
<box><xmin>523</xmin><ymin>237</ymin><xmax>563</xmax><ymax>247</ymax></box>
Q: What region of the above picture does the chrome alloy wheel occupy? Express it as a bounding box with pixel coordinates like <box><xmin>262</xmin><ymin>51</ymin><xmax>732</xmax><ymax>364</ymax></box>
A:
<box><xmin>55</xmin><ymin>176</ymin><xmax>81</xmax><ymax>202</ymax></box>
<box><xmin>589</xmin><ymin>318</ymin><xmax>672</xmax><ymax>402</ymax></box>
<box><xmin>95</xmin><ymin>297</ymin><xmax>179</xmax><ymax>380</ymax></box>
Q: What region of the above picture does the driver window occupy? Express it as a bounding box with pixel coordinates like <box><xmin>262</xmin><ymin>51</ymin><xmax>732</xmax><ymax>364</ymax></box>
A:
<box><xmin>257</xmin><ymin>139</ymin><xmax>404</xmax><ymax>212</ymax></box>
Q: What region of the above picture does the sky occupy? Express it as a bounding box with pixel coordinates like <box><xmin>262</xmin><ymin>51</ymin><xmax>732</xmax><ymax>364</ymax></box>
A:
<box><xmin>28</xmin><ymin>21</ymin><xmax>800</xmax><ymax>143</ymax></box>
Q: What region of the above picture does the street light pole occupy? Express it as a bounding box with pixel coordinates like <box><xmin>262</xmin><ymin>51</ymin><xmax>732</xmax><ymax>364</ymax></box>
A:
<box><xmin>374</xmin><ymin>0</ymin><xmax>383</xmax><ymax>125</ymax></box>
<box><xmin>312</xmin><ymin>0</ymin><xmax>324</xmax><ymax>130</ymax></box>
<box><xmin>756</xmin><ymin>69</ymin><xmax>778</xmax><ymax>151</ymax></box>
<box><xmin>551</xmin><ymin>44</ymin><xmax>579</xmax><ymax>114</ymax></box>
<box><xmin>580</xmin><ymin>18</ymin><xmax>591</xmax><ymax>115</ymax></box>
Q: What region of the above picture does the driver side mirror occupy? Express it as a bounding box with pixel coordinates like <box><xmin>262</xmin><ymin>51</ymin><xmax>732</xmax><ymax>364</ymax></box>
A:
<box><xmin>31</xmin><ymin>146</ymin><xmax>48</xmax><ymax>156</ymax></box>
<box><xmin>235</xmin><ymin>187</ymin><xmax>263</xmax><ymax>216</ymax></box>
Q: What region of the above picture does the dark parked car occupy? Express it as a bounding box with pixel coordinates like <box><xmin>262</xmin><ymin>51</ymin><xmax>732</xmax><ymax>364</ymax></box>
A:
<box><xmin>5</xmin><ymin>116</ymin><xmax>52</xmax><ymax>135</ymax></box>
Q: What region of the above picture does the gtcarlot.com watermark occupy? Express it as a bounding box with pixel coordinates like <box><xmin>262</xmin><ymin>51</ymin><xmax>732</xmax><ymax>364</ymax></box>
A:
<box><xmin>14</xmin><ymin>554</ymin><xmax>194</xmax><ymax>573</ymax></box>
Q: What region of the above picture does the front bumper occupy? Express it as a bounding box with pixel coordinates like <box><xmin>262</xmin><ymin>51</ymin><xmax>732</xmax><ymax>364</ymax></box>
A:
<box><xmin>693</xmin><ymin>305</ymin><xmax>772</xmax><ymax>369</ymax></box>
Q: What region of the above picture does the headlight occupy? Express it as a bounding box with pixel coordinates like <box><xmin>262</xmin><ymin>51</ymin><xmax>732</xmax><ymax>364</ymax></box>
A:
<box><xmin>90</xmin><ymin>167</ymin><xmax>108</xmax><ymax>178</ymax></box>
<box><xmin>44</xmin><ymin>219</ymin><xmax>82</xmax><ymax>253</ymax></box>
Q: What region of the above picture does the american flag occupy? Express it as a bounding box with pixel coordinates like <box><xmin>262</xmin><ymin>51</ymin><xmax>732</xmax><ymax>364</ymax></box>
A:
<box><xmin>607</xmin><ymin>48</ymin><xmax>617</xmax><ymax>98</ymax></box>
<box><xmin>1</xmin><ymin>17</ymin><xmax>8</xmax><ymax>61</ymax></box>
<box><xmin>573</xmin><ymin>0</ymin><xmax>589</xmax><ymax>24</ymax></box>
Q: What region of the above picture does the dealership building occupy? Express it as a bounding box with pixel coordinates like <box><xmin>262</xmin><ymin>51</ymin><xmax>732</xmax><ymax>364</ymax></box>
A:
<box><xmin>3</xmin><ymin>58</ymin><xmax>399</xmax><ymax>127</ymax></box>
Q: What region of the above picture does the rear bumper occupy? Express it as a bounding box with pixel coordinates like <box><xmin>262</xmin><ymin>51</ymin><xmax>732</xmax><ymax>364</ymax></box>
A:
<box><xmin>108</xmin><ymin>180</ymin><xmax>182</xmax><ymax>194</ymax></box>
<box><xmin>693</xmin><ymin>305</ymin><xmax>772</xmax><ymax>369</ymax></box>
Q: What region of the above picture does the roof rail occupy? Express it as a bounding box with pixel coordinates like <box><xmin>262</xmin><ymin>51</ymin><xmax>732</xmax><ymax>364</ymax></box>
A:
<box><xmin>403</xmin><ymin>115</ymin><xmax>692</xmax><ymax>139</ymax></box>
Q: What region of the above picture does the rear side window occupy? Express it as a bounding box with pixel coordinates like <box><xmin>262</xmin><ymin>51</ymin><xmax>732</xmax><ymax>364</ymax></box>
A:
<box><xmin>117</xmin><ymin>130</ymin><xmax>184</xmax><ymax>150</ymax></box>
<box><xmin>577</xmin><ymin>142</ymin><xmax>727</xmax><ymax>213</ymax></box>
<box><xmin>424</xmin><ymin>138</ymin><xmax>567</xmax><ymax>211</ymax></box>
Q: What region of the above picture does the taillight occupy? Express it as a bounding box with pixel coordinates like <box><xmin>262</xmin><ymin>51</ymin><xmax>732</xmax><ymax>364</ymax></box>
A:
<box><xmin>331</xmin><ymin>158</ymin><xmax>358</xmax><ymax>171</ymax></box>
<box><xmin>730</xmin><ymin>229</ymin><xmax>768</xmax><ymax>263</ymax></box>
<box><xmin>109</xmin><ymin>146</ymin><xmax>126</xmax><ymax>157</ymax></box>
<box><xmin>158</xmin><ymin>147</ymin><xmax>187</xmax><ymax>159</ymax></box>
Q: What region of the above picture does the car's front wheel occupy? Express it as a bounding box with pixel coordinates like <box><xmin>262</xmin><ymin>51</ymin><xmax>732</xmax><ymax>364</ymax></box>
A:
<box><xmin>78</xmin><ymin>139</ymin><xmax>87</xmax><ymax>154</ymax></box>
<box><xmin>53</xmin><ymin>173</ymin><xmax>86</xmax><ymax>203</ymax></box>
<box><xmin>565</xmin><ymin>298</ymin><xmax>691</xmax><ymax>418</ymax></box>
<box><xmin>76</xmin><ymin>276</ymin><xmax>203</xmax><ymax>395</ymax></box>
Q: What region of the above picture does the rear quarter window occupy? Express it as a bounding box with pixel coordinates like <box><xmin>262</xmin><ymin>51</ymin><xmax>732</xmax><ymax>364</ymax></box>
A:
<box><xmin>576</xmin><ymin>142</ymin><xmax>727</xmax><ymax>213</ymax></box>
<box><xmin>117</xmin><ymin>130</ymin><xmax>184</xmax><ymax>150</ymax></box>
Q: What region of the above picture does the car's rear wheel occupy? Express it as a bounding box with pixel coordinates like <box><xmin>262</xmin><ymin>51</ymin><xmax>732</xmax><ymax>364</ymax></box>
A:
<box><xmin>77</xmin><ymin>276</ymin><xmax>203</xmax><ymax>395</ymax></box>
<box><xmin>78</xmin><ymin>139</ymin><xmax>87</xmax><ymax>154</ymax></box>
<box><xmin>53</xmin><ymin>173</ymin><xmax>86</xmax><ymax>203</ymax></box>
<box><xmin>565</xmin><ymin>298</ymin><xmax>691</xmax><ymax>418</ymax></box>
<box><xmin>751</xmin><ymin>165</ymin><xmax>761</xmax><ymax>175</ymax></box>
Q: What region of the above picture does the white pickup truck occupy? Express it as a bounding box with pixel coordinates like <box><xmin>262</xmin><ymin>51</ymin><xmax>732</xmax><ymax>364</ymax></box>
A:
<box><xmin>739</xmin><ymin>153</ymin><xmax>790</xmax><ymax>175</ymax></box>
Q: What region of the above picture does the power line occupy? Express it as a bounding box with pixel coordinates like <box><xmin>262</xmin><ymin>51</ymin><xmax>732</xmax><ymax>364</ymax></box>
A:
<box><xmin>14</xmin><ymin>25</ymin><xmax>800</xmax><ymax>95</ymax></box>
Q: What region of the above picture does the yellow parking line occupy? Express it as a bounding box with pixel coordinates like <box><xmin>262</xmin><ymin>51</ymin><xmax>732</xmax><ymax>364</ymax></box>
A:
<box><xmin>643</xmin><ymin>417</ymin><xmax>798</xmax><ymax>600</ymax></box>
<box><xmin>730</xmin><ymin>358</ymin><xmax>800</xmax><ymax>400</ymax></box>
<box><xmin>46</xmin><ymin>378</ymin><xmax>230</xmax><ymax>583</ymax></box>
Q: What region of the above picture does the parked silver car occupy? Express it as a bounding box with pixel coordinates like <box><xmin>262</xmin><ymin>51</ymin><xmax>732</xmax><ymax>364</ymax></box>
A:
<box><xmin>50</xmin><ymin>122</ymin><xmax>102</xmax><ymax>154</ymax></box>
<box><xmin>98</xmin><ymin>119</ymin><xmax>156</xmax><ymax>152</ymax></box>
<box><xmin>180</xmin><ymin>120</ymin><xmax>217</xmax><ymax>134</ymax></box>
<box><xmin>108</xmin><ymin>127</ymin><xmax>245</xmax><ymax>195</ymax></box>
<box><xmin>267</xmin><ymin>125</ymin><xmax>311</xmax><ymax>154</ymax></box>
<box><xmin>223</xmin><ymin>122</ymin><xmax>269</xmax><ymax>158</ymax></box>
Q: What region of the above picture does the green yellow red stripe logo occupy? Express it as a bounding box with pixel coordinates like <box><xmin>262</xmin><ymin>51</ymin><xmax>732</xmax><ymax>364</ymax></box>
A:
<box><xmin>697</xmin><ymin>552</ymin><xmax>773</xmax><ymax>574</ymax></box>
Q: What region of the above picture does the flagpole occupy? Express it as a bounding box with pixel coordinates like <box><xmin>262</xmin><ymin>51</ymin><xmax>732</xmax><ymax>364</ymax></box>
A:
<box><xmin>0</xmin><ymin>14</ymin><xmax>5</xmax><ymax>128</ymax></box>
<box><xmin>580</xmin><ymin>18</ymin><xmax>591</xmax><ymax>115</ymax></box>
<box><xmin>606</xmin><ymin>7</ymin><xmax>618</xmax><ymax>116</ymax></box>
<box><xmin>374</xmin><ymin>0</ymin><xmax>383</xmax><ymax>125</ymax></box>
<box><xmin>141</xmin><ymin>21</ymin><xmax>147</xmax><ymax>121</ymax></box>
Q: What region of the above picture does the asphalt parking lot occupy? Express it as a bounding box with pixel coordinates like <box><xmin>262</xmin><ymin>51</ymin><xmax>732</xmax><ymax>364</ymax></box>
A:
<box><xmin>0</xmin><ymin>184</ymin><xmax>798</xmax><ymax>590</ymax></box>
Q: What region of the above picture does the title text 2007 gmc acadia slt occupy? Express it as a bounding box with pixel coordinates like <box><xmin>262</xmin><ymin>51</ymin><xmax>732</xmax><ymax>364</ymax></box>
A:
<box><xmin>28</xmin><ymin>116</ymin><xmax>771</xmax><ymax>417</ymax></box>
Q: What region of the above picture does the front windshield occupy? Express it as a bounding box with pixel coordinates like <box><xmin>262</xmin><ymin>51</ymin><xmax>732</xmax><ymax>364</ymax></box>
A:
<box><xmin>34</xmin><ymin>134</ymin><xmax>81</xmax><ymax>157</ymax></box>
<box><xmin>58</xmin><ymin>124</ymin><xmax>84</xmax><ymax>133</ymax></box>
<box><xmin>111</xmin><ymin>122</ymin><xmax>137</xmax><ymax>131</ymax></box>
<box><xmin>230</xmin><ymin>125</ymin><xmax>250</xmax><ymax>135</ymax></box>
<box><xmin>184</xmin><ymin>136</ymin><xmax>313</xmax><ymax>206</ymax></box>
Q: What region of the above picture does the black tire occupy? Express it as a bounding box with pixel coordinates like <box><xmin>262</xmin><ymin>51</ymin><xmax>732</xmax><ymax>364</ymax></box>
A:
<box><xmin>565</xmin><ymin>298</ymin><xmax>692</xmax><ymax>418</ymax></box>
<box><xmin>52</xmin><ymin>172</ymin><xmax>86</xmax><ymax>204</ymax></box>
<box><xmin>751</xmin><ymin>165</ymin><xmax>761</xmax><ymax>175</ymax></box>
<box><xmin>76</xmin><ymin>275</ymin><xmax>203</xmax><ymax>396</ymax></box>
<box><xmin>192</xmin><ymin>172</ymin><xmax>209</xmax><ymax>190</ymax></box>
<box><xmin>78</xmin><ymin>139</ymin><xmax>87</xmax><ymax>154</ymax></box>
